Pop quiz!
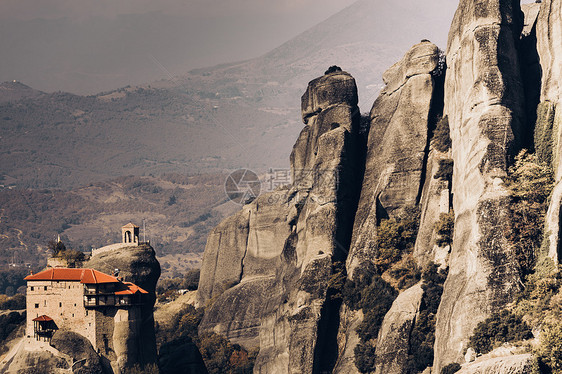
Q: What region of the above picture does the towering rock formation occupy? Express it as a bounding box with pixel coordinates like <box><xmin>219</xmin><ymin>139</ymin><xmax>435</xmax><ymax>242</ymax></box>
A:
<box><xmin>433</xmin><ymin>0</ymin><xmax>526</xmax><ymax>370</ymax></box>
<box><xmin>86</xmin><ymin>244</ymin><xmax>161</xmax><ymax>370</ymax></box>
<box><xmin>347</xmin><ymin>40</ymin><xmax>443</xmax><ymax>276</ymax></box>
<box><xmin>535</xmin><ymin>0</ymin><xmax>562</xmax><ymax>263</ymax></box>
<box><xmin>334</xmin><ymin>41</ymin><xmax>445</xmax><ymax>374</ymax></box>
<box><xmin>197</xmin><ymin>69</ymin><xmax>362</xmax><ymax>373</ymax></box>
<box><xmin>197</xmin><ymin>1</ymin><xmax>562</xmax><ymax>372</ymax></box>
<box><xmin>199</xmin><ymin>41</ymin><xmax>448</xmax><ymax>374</ymax></box>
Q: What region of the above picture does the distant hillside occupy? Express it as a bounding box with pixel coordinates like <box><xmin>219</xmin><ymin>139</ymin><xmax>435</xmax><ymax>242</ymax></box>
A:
<box><xmin>0</xmin><ymin>173</ymin><xmax>237</xmax><ymax>276</ymax></box>
<box><xmin>0</xmin><ymin>0</ymin><xmax>456</xmax><ymax>190</ymax></box>
<box><xmin>0</xmin><ymin>81</ymin><xmax>43</xmax><ymax>103</ymax></box>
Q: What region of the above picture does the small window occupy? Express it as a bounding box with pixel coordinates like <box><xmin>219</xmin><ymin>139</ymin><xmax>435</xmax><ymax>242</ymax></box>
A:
<box><xmin>72</xmin><ymin>313</ymin><xmax>74</xmax><ymax>317</ymax></box>
<box><xmin>74</xmin><ymin>303</ymin><xmax>76</xmax><ymax>307</ymax></box>
<box><xmin>30</xmin><ymin>286</ymin><xmax>34</xmax><ymax>291</ymax></box>
<box><xmin>86</xmin><ymin>310</ymin><xmax>88</xmax><ymax>316</ymax></box>
<box><xmin>34</xmin><ymin>303</ymin><xmax>39</xmax><ymax>308</ymax></box>
<box><xmin>44</xmin><ymin>300</ymin><xmax>46</xmax><ymax>306</ymax></box>
<box><xmin>59</xmin><ymin>302</ymin><xmax>62</xmax><ymax>307</ymax></box>
<box><xmin>44</xmin><ymin>286</ymin><xmax>47</xmax><ymax>291</ymax></box>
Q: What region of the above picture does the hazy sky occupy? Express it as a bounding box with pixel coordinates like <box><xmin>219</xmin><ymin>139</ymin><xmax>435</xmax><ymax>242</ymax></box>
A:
<box><xmin>0</xmin><ymin>0</ymin><xmax>537</xmax><ymax>93</ymax></box>
<box><xmin>0</xmin><ymin>0</ymin><xmax>356</xmax><ymax>20</ymax></box>
<box><xmin>0</xmin><ymin>0</ymin><xmax>362</xmax><ymax>93</ymax></box>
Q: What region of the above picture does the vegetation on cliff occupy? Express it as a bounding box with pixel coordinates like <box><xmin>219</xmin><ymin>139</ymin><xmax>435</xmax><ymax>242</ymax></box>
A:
<box><xmin>468</xmin><ymin>310</ymin><xmax>532</xmax><ymax>354</ymax></box>
<box><xmin>343</xmin><ymin>207</ymin><xmax>423</xmax><ymax>372</ymax></box>
<box><xmin>432</xmin><ymin>115</ymin><xmax>451</xmax><ymax>152</ymax></box>
<box><xmin>465</xmin><ymin>150</ymin><xmax>558</xmax><ymax>368</ymax></box>
<box><xmin>155</xmin><ymin>302</ymin><xmax>257</xmax><ymax>373</ymax></box>
<box><xmin>506</xmin><ymin>150</ymin><xmax>554</xmax><ymax>277</ymax></box>
<box><xmin>405</xmin><ymin>263</ymin><xmax>448</xmax><ymax>372</ymax></box>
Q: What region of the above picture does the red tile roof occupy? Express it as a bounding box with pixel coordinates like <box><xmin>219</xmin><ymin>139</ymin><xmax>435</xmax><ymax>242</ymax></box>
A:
<box><xmin>25</xmin><ymin>268</ymin><xmax>119</xmax><ymax>284</ymax></box>
<box><xmin>32</xmin><ymin>315</ymin><xmax>53</xmax><ymax>322</ymax></box>
<box><xmin>115</xmin><ymin>282</ymin><xmax>148</xmax><ymax>295</ymax></box>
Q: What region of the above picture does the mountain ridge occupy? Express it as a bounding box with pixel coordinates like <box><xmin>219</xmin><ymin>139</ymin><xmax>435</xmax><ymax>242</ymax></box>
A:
<box><xmin>0</xmin><ymin>0</ymin><xmax>456</xmax><ymax>189</ymax></box>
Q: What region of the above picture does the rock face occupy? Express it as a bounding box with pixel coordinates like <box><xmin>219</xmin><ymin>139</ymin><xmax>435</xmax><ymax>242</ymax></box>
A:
<box><xmin>196</xmin><ymin>0</ymin><xmax>562</xmax><ymax>370</ymax></box>
<box><xmin>433</xmin><ymin>0</ymin><xmax>525</xmax><ymax>370</ymax></box>
<box><xmin>347</xmin><ymin>41</ymin><xmax>442</xmax><ymax>277</ymax></box>
<box><xmin>413</xmin><ymin>148</ymin><xmax>452</xmax><ymax>267</ymax></box>
<box><xmin>198</xmin><ymin>69</ymin><xmax>362</xmax><ymax>373</ymax></box>
<box><xmin>1</xmin><ymin>332</ymin><xmax>106</xmax><ymax>374</ymax></box>
<box><xmin>331</xmin><ymin>41</ymin><xmax>445</xmax><ymax>373</ymax></box>
<box><xmin>0</xmin><ymin>340</ymin><xmax>71</xmax><ymax>374</ymax></box>
<box><xmin>535</xmin><ymin>0</ymin><xmax>562</xmax><ymax>264</ymax></box>
<box><xmin>50</xmin><ymin>331</ymin><xmax>105</xmax><ymax>374</ymax></box>
<box><xmin>199</xmin><ymin>41</ymin><xmax>448</xmax><ymax>374</ymax></box>
<box><xmin>536</xmin><ymin>0</ymin><xmax>562</xmax><ymax>109</ymax></box>
<box><xmin>374</xmin><ymin>283</ymin><xmax>424</xmax><ymax>374</ymax></box>
<box><xmin>456</xmin><ymin>353</ymin><xmax>534</xmax><ymax>374</ymax></box>
<box><xmin>85</xmin><ymin>244</ymin><xmax>160</xmax><ymax>371</ymax></box>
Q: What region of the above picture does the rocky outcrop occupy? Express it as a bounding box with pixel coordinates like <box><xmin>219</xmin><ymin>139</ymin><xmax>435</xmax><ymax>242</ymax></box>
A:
<box><xmin>433</xmin><ymin>0</ymin><xmax>526</xmax><ymax>370</ymax></box>
<box><xmin>536</xmin><ymin>0</ymin><xmax>562</xmax><ymax>109</ymax></box>
<box><xmin>330</xmin><ymin>41</ymin><xmax>445</xmax><ymax>373</ymax></box>
<box><xmin>0</xmin><ymin>340</ymin><xmax>70</xmax><ymax>374</ymax></box>
<box><xmin>50</xmin><ymin>331</ymin><xmax>105</xmax><ymax>374</ymax></box>
<box><xmin>332</xmin><ymin>305</ymin><xmax>362</xmax><ymax>374</ymax></box>
<box><xmin>86</xmin><ymin>244</ymin><xmax>160</xmax><ymax>371</ymax></box>
<box><xmin>534</xmin><ymin>0</ymin><xmax>562</xmax><ymax>264</ymax></box>
<box><xmin>414</xmin><ymin>147</ymin><xmax>452</xmax><ymax>268</ymax></box>
<box><xmin>347</xmin><ymin>41</ymin><xmax>442</xmax><ymax>277</ymax></box>
<box><xmin>195</xmin><ymin>1</ymin><xmax>562</xmax><ymax>369</ymax></box>
<box><xmin>374</xmin><ymin>283</ymin><xmax>424</xmax><ymax>374</ymax></box>
<box><xmin>457</xmin><ymin>353</ymin><xmax>534</xmax><ymax>374</ymax></box>
<box><xmin>1</xmin><ymin>332</ymin><xmax>105</xmax><ymax>374</ymax></box>
<box><xmin>197</xmin><ymin>69</ymin><xmax>362</xmax><ymax>373</ymax></box>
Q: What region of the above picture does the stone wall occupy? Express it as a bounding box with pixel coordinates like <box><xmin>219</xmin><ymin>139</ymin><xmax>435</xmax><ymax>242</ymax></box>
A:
<box><xmin>26</xmin><ymin>280</ymin><xmax>96</xmax><ymax>344</ymax></box>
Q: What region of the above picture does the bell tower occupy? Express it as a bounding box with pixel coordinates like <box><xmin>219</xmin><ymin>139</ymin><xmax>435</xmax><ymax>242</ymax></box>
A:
<box><xmin>121</xmin><ymin>223</ymin><xmax>140</xmax><ymax>245</ymax></box>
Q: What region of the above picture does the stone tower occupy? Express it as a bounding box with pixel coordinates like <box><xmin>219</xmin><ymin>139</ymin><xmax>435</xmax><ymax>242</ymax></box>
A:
<box><xmin>122</xmin><ymin>223</ymin><xmax>139</xmax><ymax>245</ymax></box>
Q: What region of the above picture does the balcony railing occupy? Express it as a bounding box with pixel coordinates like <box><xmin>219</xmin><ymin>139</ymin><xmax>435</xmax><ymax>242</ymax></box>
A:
<box><xmin>84</xmin><ymin>297</ymin><xmax>140</xmax><ymax>308</ymax></box>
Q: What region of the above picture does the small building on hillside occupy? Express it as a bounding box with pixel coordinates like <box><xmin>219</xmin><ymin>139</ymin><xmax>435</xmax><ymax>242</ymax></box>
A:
<box><xmin>122</xmin><ymin>223</ymin><xmax>140</xmax><ymax>246</ymax></box>
<box><xmin>25</xmin><ymin>268</ymin><xmax>148</xmax><ymax>357</ymax></box>
<box><xmin>90</xmin><ymin>223</ymin><xmax>148</xmax><ymax>258</ymax></box>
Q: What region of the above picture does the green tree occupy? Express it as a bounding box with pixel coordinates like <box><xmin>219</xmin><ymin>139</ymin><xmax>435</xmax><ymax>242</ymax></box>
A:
<box><xmin>506</xmin><ymin>150</ymin><xmax>554</xmax><ymax>276</ymax></box>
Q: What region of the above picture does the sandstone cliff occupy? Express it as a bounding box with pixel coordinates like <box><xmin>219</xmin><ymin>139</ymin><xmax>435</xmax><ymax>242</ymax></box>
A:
<box><xmin>433</xmin><ymin>0</ymin><xmax>526</xmax><ymax>370</ymax></box>
<box><xmin>535</xmin><ymin>0</ymin><xmax>562</xmax><ymax>264</ymax></box>
<box><xmin>196</xmin><ymin>0</ymin><xmax>562</xmax><ymax>372</ymax></box>
<box><xmin>86</xmin><ymin>244</ymin><xmax>161</xmax><ymax>371</ymax></box>
<box><xmin>347</xmin><ymin>41</ymin><xmax>443</xmax><ymax>277</ymax></box>
<box><xmin>198</xmin><ymin>68</ymin><xmax>362</xmax><ymax>373</ymax></box>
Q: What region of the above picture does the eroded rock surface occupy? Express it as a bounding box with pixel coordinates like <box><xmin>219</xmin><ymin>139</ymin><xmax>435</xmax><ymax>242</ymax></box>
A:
<box><xmin>434</xmin><ymin>0</ymin><xmax>525</xmax><ymax>370</ymax></box>
<box><xmin>330</xmin><ymin>42</ymin><xmax>444</xmax><ymax>373</ymax></box>
<box><xmin>374</xmin><ymin>283</ymin><xmax>424</xmax><ymax>374</ymax></box>
<box><xmin>456</xmin><ymin>353</ymin><xmax>534</xmax><ymax>374</ymax></box>
<box><xmin>50</xmin><ymin>331</ymin><xmax>105</xmax><ymax>374</ymax></box>
<box><xmin>198</xmin><ymin>69</ymin><xmax>362</xmax><ymax>373</ymax></box>
<box><xmin>534</xmin><ymin>0</ymin><xmax>562</xmax><ymax>264</ymax></box>
<box><xmin>347</xmin><ymin>41</ymin><xmax>442</xmax><ymax>277</ymax></box>
<box><xmin>86</xmin><ymin>244</ymin><xmax>160</xmax><ymax>371</ymax></box>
